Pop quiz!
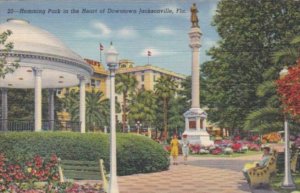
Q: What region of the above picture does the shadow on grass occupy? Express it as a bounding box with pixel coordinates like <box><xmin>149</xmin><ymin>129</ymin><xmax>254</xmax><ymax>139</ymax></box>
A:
<box><xmin>271</xmin><ymin>173</ymin><xmax>300</xmax><ymax>193</ymax></box>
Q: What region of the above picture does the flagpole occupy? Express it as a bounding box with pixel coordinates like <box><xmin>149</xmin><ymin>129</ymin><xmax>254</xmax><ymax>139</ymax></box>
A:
<box><xmin>99</xmin><ymin>43</ymin><xmax>102</xmax><ymax>63</ymax></box>
<box><xmin>100</xmin><ymin>50</ymin><xmax>102</xmax><ymax>63</ymax></box>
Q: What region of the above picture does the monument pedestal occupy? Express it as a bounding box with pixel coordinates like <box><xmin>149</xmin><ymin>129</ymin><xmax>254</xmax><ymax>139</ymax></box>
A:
<box><xmin>183</xmin><ymin>108</ymin><xmax>214</xmax><ymax>146</ymax></box>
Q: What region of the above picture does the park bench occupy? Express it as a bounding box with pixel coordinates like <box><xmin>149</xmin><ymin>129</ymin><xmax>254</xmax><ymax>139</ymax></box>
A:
<box><xmin>247</xmin><ymin>150</ymin><xmax>278</xmax><ymax>188</ymax></box>
<box><xmin>58</xmin><ymin>158</ymin><xmax>109</xmax><ymax>192</ymax></box>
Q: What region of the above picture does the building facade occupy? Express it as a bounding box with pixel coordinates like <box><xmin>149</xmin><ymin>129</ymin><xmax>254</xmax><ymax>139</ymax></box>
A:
<box><xmin>57</xmin><ymin>58</ymin><xmax>186</xmax><ymax>129</ymax></box>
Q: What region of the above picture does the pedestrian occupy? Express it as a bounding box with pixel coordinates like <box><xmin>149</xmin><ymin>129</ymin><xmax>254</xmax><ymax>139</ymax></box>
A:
<box><xmin>242</xmin><ymin>146</ymin><xmax>271</xmax><ymax>181</ymax></box>
<box><xmin>170</xmin><ymin>134</ymin><xmax>179</xmax><ymax>165</ymax></box>
<box><xmin>181</xmin><ymin>134</ymin><xmax>189</xmax><ymax>165</ymax></box>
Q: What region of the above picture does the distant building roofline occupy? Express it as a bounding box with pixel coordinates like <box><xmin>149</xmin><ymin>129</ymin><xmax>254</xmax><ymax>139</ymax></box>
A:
<box><xmin>117</xmin><ymin>64</ymin><xmax>187</xmax><ymax>79</ymax></box>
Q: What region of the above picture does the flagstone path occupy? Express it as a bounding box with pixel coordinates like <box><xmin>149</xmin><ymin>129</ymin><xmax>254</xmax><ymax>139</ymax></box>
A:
<box><xmin>118</xmin><ymin>154</ymin><xmax>278</xmax><ymax>193</ymax></box>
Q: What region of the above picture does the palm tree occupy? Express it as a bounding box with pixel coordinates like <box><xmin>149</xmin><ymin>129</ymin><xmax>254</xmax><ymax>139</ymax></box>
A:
<box><xmin>116</xmin><ymin>74</ymin><xmax>138</xmax><ymax>132</ymax></box>
<box><xmin>154</xmin><ymin>75</ymin><xmax>178</xmax><ymax>139</ymax></box>
<box><xmin>128</xmin><ymin>90</ymin><xmax>157</xmax><ymax>134</ymax></box>
<box><xmin>85</xmin><ymin>89</ymin><xmax>108</xmax><ymax>131</ymax></box>
<box><xmin>244</xmin><ymin>35</ymin><xmax>300</xmax><ymax>132</ymax></box>
<box><xmin>62</xmin><ymin>89</ymin><xmax>110</xmax><ymax>132</ymax></box>
<box><xmin>62</xmin><ymin>90</ymin><xmax>79</xmax><ymax>121</ymax></box>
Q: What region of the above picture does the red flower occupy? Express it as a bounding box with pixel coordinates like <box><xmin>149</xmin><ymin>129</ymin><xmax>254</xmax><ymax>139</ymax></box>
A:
<box><xmin>277</xmin><ymin>60</ymin><xmax>300</xmax><ymax>117</ymax></box>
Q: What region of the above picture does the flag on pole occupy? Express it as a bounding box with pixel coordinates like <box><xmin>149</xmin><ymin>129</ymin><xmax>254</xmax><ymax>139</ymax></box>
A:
<box><xmin>147</xmin><ymin>50</ymin><xmax>151</xmax><ymax>56</ymax></box>
<box><xmin>99</xmin><ymin>43</ymin><xmax>104</xmax><ymax>63</ymax></box>
<box><xmin>100</xmin><ymin>43</ymin><xmax>104</xmax><ymax>51</ymax></box>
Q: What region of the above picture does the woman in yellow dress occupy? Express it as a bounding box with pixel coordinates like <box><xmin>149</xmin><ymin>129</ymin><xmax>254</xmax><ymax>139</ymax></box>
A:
<box><xmin>170</xmin><ymin>135</ymin><xmax>179</xmax><ymax>165</ymax></box>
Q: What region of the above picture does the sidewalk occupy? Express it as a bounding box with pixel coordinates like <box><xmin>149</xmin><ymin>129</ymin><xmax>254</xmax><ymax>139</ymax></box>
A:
<box><xmin>118</xmin><ymin>155</ymin><xmax>278</xmax><ymax>193</ymax></box>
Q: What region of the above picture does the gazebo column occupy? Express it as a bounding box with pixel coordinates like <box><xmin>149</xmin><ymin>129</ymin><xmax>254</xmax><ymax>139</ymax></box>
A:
<box><xmin>48</xmin><ymin>88</ymin><xmax>55</xmax><ymax>131</ymax></box>
<box><xmin>34</xmin><ymin>68</ymin><xmax>43</xmax><ymax>132</ymax></box>
<box><xmin>78</xmin><ymin>75</ymin><xmax>86</xmax><ymax>133</ymax></box>
<box><xmin>1</xmin><ymin>88</ymin><xmax>8</xmax><ymax>131</ymax></box>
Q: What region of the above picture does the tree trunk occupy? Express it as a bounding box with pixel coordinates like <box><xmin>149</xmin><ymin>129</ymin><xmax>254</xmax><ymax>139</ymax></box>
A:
<box><xmin>122</xmin><ymin>92</ymin><xmax>127</xmax><ymax>132</ymax></box>
<box><xmin>163</xmin><ymin>97</ymin><xmax>168</xmax><ymax>140</ymax></box>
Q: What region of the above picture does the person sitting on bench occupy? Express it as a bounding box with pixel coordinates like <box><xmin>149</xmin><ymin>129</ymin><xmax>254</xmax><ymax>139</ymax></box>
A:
<box><xmin>242</xmin><ymin>146</ymin><xmax>271</xmax><ymax>181</ymax></box>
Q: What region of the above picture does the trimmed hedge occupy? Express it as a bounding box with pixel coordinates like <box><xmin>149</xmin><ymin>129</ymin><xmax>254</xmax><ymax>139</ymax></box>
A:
<box><xmin>0</xmin><ymin>132</ymin><xmax>169</xmax><ymax>176</ymax></box>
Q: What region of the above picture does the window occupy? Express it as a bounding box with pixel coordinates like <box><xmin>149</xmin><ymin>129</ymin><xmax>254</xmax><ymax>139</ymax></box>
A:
<box><xmin>91</xmin><ymin>79</ymin><xmax>95</xmax><ymax>87</ymax></box>
<box><xmin>56</xmin><ymin>89</ymin><xmax>62</xmax><ymax>96</ymax></box>
<box><xmin>141</xmin><ymin>75</ymin><xmax>144</xmax><ymax>82</ymax></box>
<box><xmin>153</xmin><ymin>75</ymin><xmax>156</xmax><ymax>81</ymax></box>
<box><xmin>95</xmin><ymin>80</ymin><xmax>101</xmax><ymax>88</ymax></box>
<box><xmin>141</xmin><ymin>84</ymin><xmax>145</xmax><ymax>90</ymax></box>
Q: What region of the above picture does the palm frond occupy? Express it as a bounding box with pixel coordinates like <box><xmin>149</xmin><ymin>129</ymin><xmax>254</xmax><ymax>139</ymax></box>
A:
<box><xmin>244</xmin><ymin>107</ymin><xmax>282</xmax><ymax>130</ymax></box>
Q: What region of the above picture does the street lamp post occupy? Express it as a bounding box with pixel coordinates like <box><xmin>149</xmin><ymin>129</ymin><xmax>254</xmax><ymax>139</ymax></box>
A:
<box><xmin>279</xmin><ymin>66</ymin><xmax>296</xmax><ymax>189</ymax></box>
<box><xmin>135</xmin><ymin>121</ymin><xmax>142</xmax><ymax>134</ymax></box>
<box><xmin>106</xmin><ymin>42</ymin><xmax>119</xmax><ymax>193</ymax></box>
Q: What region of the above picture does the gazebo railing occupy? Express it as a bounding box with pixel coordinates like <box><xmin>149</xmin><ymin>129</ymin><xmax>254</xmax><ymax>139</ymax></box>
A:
<box><xmin>0</xmin><ymin>119</ymin><xmax>80</xmax><ymax>132</ymax></box>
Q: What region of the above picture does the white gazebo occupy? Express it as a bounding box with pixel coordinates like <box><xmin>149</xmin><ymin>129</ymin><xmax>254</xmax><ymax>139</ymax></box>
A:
<box><xmin>0</xmin><ymin>18</ymin><xmax>93</xmax><ymax>132</ymax></box>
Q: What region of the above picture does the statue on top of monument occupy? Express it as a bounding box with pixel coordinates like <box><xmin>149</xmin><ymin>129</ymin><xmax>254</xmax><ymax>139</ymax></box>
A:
<box><xmin>190</xmin><ymin>3</ymin><xmax>199</xmax><ymax>28</ymax></box>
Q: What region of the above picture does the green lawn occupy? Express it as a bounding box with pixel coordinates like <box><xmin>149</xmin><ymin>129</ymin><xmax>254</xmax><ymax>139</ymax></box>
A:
<box><xmin>190</xmin><ymin>150</ymin><xmax>262</xmax><ymax>158</ymax></box>
<box><xmin>271</xmin><ymin>174</ymin><xmax>300</xmax><ymax>193</ymax></box>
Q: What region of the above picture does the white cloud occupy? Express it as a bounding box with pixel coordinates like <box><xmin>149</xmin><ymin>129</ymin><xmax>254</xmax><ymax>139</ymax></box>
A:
<box><xmin>74</xmin><ymin>30</ymin><xmax>101</xmax><ymax>39</ymax></box>
<box><xmin>74</xmin><ymin>20</ymin><xmax>111</xmax><ymax>38</ymax></box>
<box><xmin>91</xmin><ymin>21</ymin><xmax>112</xmax><ymax>37</ymax></box>
<box><xmin>117</xmin><ymin>27</ymin><xmax>138</xmax><ymax>39</ymax></box>
<box><xmin>154</xmin><ymin>26</ymin><xmax>175</xmax><ymax>35</ymax></box>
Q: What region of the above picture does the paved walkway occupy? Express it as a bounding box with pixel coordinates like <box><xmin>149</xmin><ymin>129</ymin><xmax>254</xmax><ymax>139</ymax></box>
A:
<box><xmin>118</xmin><ymin>154</ymin><xmax>277</xmax><ymax>193</ymax></box>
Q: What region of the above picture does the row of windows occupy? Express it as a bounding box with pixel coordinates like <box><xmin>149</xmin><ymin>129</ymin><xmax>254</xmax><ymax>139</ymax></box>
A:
<box><xmin>87</xmin><ymin>79</ymin><xmax>101</xmax><ymax>88</ymax></box>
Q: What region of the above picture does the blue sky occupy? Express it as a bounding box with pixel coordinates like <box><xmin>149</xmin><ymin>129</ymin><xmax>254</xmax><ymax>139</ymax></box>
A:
<box><xmin>0</xmin><ymin>0</ymin><xmax>219</xmax><ymax>75</ymax></box>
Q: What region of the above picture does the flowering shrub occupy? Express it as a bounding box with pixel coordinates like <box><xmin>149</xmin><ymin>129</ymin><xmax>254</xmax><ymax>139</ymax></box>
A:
<box><xmin>214</xmin><ymin>139</ymin><xmax>233</xmax><ymax>148</ymax></box>
<box><xmin>163</xmin><ymin>145</ymin><xmax>171</xmax><ymax>152</ymax></box>
<box><xmin>248</xmin><ymin>135</ymin><xmax>260</xmax><ymax>142</ymax></box>
<box><xmin>189</xmin><ymin>144</ymin><xmax>201</xmax><ymax>154</ymax></box>
<box><xmin>262</xmin><ymin>132</ymin><xmax>281</xmax><ymax>143</ymax></box>
<box><xmin>0</xmin><ymin>154</ymin><xmax>59</xmax><ymax>192</ymax></box>
<box><xmin>276</xmin><ymin>60</ymin><xmax>300</xmax><ymax>116</ymax></box>
<box><xmin>211</xmin><ymin>147</ymin><xmax>222</xmax><ymax>155</ymax></box>
<box><xmin>248</xmin><ymin>143</ymin><xmax>260</xmax><ymax>151</ymax></box>
<box><xmin>231</xmin><ymin>143</ymin><xmax>242</xmax><ymax>152</ymax></box>
<box><xmin>0</xmin><ymin>154</ymin><xmax>105</xmax><ymax>192</ymax></box>
<box><xmin>3</xmin><ymin>182</ymin><xmax>104</xmax><ymax>193</ymax></box>
<box><xmin>199</xmin><ymin>149</ymin><xmax>209</xmax><ymax>154</ymax></box>
<box><xmin>233</xmin><ymin>135</ymin><xmax>241</xmax><ymax>141</ymax></box>
<box><xmin>188</xmin><ymin>140</ymin><xmax>261</xmax><ymax>155</ymax></box>
<box><xmin>224</xmin><ymin>147</ymin><xmax>233</xmax><ymax>155</ymax></box>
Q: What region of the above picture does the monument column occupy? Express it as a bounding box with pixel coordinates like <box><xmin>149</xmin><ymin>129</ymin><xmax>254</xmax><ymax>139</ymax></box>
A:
<box><xmin>190</xmin><ymin>36</ymin><xmax>201</xmax><ymax>109</ymax></box>
<box><xmin>183</xmin><ymin>3</ymin><xmax>213</xmax><ymax>146</ymax></box>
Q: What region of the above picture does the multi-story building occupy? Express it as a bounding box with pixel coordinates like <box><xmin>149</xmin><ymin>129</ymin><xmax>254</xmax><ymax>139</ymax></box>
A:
<box><xmin>117</xmin><ymin>59</ymin><xmax>186</xmax><ymax>91</ymax></box>
<box><xmin>114</xmin><ymin>59</ymin><xmax>186</xmax><ymax>129</ymax></box>
<box><xmin>56</xmin><ymin>59</ymin><xmax>108</xmax><ymax>98</ymax></box>
<box><xmin>57</xmin><ymin>58</ymin><xmax>186</xmax><ymax>128</ymax></box>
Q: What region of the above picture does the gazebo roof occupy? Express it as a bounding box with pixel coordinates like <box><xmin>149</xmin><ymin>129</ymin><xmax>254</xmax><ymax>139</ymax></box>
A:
<box><xmin>1</xmin><ymin>19</ymin><xmax>83</xmax><ymax>62</ymax></box>
<box><xmin>0</xmin><ymin>18</ymin><xmax>93</xmax><ymax>89</ymax></box>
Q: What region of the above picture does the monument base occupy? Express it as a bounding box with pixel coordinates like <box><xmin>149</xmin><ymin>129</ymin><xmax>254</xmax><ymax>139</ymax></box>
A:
<box><xmin>183</xmin><ymin>129</ymin><xmax>214</xmax><ymax>146</ymax></box>
<box><xmin>183</xmin><ymin>108</ymin><xmax>214</xmax><ymax>146</ymax></box>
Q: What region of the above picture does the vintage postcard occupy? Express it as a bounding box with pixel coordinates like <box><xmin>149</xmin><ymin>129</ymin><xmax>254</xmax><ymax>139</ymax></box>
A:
<box><xmin>0</xmin><ymin>0</ymin><xmax>299</xmax><ymax>193</ymax></box>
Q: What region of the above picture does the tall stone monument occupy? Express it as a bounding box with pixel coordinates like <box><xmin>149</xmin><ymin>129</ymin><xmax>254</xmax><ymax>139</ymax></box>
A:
<box><xmin>183</xmin><ymin>3</ymin><xmax>213</xmax><ymax>146</ymax></box>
